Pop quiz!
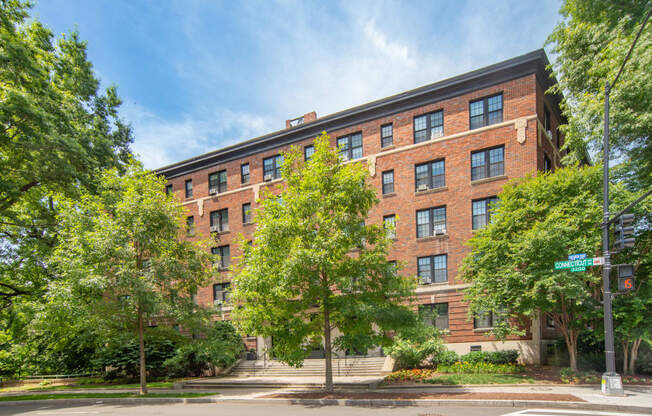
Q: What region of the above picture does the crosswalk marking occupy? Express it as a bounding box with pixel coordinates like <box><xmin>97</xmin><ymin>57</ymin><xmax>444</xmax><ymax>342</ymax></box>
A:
<box><xmin>502</xmin><ymin>409</ymin><xmax>649</xmax><ymax>416</ymax></box>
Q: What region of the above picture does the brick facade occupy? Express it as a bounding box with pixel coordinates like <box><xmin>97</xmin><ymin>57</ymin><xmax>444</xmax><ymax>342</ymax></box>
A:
<box><xmin>159</xmin><ymin>50</ymin><xmax>563</xmax><ymax>363</ymax></box>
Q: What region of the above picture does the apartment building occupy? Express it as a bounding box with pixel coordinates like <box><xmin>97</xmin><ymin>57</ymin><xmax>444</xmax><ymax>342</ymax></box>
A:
<box><xmin>157</xmin><ymin>49</ymin><xmax>564</xmax><ymax>364</ymax></box>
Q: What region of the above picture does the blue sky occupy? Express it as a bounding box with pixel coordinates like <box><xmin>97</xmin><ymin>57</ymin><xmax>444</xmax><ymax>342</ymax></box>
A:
<box><xmin>32</xmin><ymin>0</ymin><xmax>561</xmax><ymax>169</ymax></box>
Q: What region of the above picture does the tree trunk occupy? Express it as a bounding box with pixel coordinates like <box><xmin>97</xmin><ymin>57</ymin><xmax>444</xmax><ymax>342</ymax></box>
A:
<box><xmin>629</xmin><ymin>338</ymin><xmax>642</xmax><ymax>376</ymax></box>
<box><xmin>323</xmin><ymin>305</ymin><xmax>333</xmax><ymax>392</ymax></box>
<box><xmin>564</xmin><ymin>330</ymin><xmax>579</xmax><ymax>373</ymax></box>
<box><xmin>138</xmin><ymin>308</ymin><xmax>148</xmax><ymax>395</ymax></box>
<box><xmin>622</xmin><ymin>339</ymin><xmax>630</xmax><ymax>375</ymax></box>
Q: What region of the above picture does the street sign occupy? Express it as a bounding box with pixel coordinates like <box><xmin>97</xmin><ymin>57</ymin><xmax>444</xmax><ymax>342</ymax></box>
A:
<box><xmin>568</xmin><ymin>253</ymin><xmax>587</xmax><ymax>261</ymax></box>
<box><xmin>554</xmin><ymin>257</ymin><xmax>605</xmax><ymax>272</ymax></box>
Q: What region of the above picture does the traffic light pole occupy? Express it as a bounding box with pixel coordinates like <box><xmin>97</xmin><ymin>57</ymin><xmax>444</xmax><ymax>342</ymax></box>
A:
<box><xmin>601</xmin><ymin>83</ymin><xmax>623</xmax><ymax>396</ymax></box>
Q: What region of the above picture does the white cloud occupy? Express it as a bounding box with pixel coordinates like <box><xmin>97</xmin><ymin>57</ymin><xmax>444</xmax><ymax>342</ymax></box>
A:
<box><xmin>122</xmin><ymin>102</ymin><xmax>273</xmax><ymax>169</ymax></box>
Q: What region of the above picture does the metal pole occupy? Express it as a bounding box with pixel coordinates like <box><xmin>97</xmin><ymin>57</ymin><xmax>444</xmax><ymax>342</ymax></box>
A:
<box><xmin>601</xmin><ymin>83</ymin><xmax>623</xmax><ymax>396</ymax></box>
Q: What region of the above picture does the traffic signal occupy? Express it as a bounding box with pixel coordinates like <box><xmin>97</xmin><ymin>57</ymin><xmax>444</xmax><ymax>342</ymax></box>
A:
<box><xmin>617</xmin><ymin>264</ymin><xmax>635</xmax><ymax>292</ymax></box>
<box><xmin>614</xmin><ymin>213</ymin><xmax>635</xmax><ymax>251</ymax></box>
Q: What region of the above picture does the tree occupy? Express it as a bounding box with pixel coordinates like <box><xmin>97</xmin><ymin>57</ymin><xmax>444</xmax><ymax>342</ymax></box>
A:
<box><xmin>0</xmin><ymin>1</ymin><xmax>132</xmax><ymax>308</ymax></box>
<box><xmin>51</xmin><ymin>162</ymin><xmax>213</xmax><ymax>394</ymax></box>
<box><xmin>546</xmin><ymin>0</ymin><xmax>652</xmax><ymax>189</ymax></box>
<box><xmin>460</xmin><ymin>165</ymin><xmax>642</xmax><ymax>372</ymax></box>
<box><xmin>231</xmin><ymin>133</ymin><xmax>417</xmax><ymax>391</ymax></box>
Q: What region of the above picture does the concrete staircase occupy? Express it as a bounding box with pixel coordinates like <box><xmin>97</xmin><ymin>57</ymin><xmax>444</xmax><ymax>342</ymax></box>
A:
<box><xmin>230</xmin><ymin>356</ymin><xmax>388</xmax><ymax>377</ymax></box>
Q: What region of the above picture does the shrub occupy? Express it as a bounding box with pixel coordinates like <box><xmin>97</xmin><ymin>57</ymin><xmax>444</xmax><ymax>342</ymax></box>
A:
<box><xmin>384</xmin><ymin>368</ymin><xmax>436</xmax><ymax>382</ymax></box>
<box><xmin>437</xmin><ymin>361</ymin><xmax>523</xmax><ymax>374</ymax></box>
<box><xmin>431</xmin><ymin>349</ymin><xmax>459</xmax><ymax>367</ymax></box>
<box><xmin>164</xmin><ymin>321</ymin><xmax>244</xmax><ymax>377</ymax></box>
<box><xmin>460</xmin><ymin>350</ymin><xmax>518</xmax><ymax>365</ymax></box>
<box><xmin>384</xmin><ymin>325</ymin><xmax>445</xmax><ymax>369</ymax></box>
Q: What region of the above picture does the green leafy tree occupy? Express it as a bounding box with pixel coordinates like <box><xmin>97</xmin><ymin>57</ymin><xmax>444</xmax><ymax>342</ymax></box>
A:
<box><xmin>546</xmin><ymin>0</ymin><xmax>652</xmax><ymax>188</ymax></box>
<box><xmin>231</xmin><ymin>133</ymin><xmax>417</xmax><ymax>391</ymax></box>
<box><xmin>0</xmin><ymin>1</ymin><xmax>132</xmax><ymax>308</ymax></box>
<box><xmin>51</xmin><ymin>162</ymin><xmax>213</xmax><ymax>394</ymax></box>
<box><xmin>460</xmin><ymin>165</ymin><xmax>642</xmax><ymax>372</ymax></box>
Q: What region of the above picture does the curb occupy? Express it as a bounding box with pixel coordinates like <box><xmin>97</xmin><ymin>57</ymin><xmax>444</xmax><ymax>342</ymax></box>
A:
<box><xmin>378</xmin><ymin>383</ymin><xmax>652</xmax><ymax>390</ymax></box>
<box><xmin>0</xmin><ymin>396</ymin><xmax>651</xmax><ymax>414</ymax></box>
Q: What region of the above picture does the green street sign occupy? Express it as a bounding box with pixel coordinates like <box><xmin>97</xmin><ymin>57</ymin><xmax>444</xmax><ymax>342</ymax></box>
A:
<box><xmin>554</xmin><ymin>257</ymin><xmax>604</xmax><ymax>272</ymax></box>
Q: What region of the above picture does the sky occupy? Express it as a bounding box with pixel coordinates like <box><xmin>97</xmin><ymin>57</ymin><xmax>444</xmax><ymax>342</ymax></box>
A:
<box><xmin>32</xmin><ymin>0</ymin><xmax>562</xmax><ymax>169</ymax></box>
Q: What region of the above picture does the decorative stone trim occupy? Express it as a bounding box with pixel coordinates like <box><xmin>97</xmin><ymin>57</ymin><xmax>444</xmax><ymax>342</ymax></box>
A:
<box><xmin>515</xmin><ymin>117</ymin><xmax>528</xmax><ymax>144</ymax></box>
<box><xmin>416</xmin><ymin>234</ymin><xmax>449</xmax><ymax>242</ymax></box>
<box><xmin>382</xmin><ymin>192</ymin><xmax>397</xmax><ymax>199</ymax></box>
<box><xmin>415</xmin><ymin>186</ymin><xmax>448</xmax><ymax>196</ymax></box>
<box><xmin>470</xmin><ymin>175</ymin><xmax>508</xmax><ymax>186</ymax></box>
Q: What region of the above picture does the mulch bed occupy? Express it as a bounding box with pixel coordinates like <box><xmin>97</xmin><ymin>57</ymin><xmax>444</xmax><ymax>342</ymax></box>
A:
<box><xmin>262</xmin><ymin>392</ymin><xmax>585</xmax><ymax>402</ymax></box>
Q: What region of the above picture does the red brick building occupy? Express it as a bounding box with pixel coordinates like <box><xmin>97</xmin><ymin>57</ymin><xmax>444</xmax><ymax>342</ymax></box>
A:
<box><xmin>157</xmin><ymin>49</ymin><xmax>564</xmax><ymax>364</ymax></box>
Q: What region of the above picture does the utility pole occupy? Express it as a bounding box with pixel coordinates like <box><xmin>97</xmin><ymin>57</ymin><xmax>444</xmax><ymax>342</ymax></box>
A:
<box><xmin>599</xmin><ymin>7</ymin><xmax>651</xmax><ymax>396</ymax></box>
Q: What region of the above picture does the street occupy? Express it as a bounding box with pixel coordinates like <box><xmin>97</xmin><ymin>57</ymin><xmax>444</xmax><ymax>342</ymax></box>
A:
<box><xmin>0</xmin><ymin>402</ymin><xmax>648</xmax><ymax>416</ymax></box>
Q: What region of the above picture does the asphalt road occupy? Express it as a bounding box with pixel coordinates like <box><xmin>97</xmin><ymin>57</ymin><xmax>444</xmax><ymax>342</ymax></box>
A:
<box><xmin>1</xmin><ymin>402</ymin><xmax>647</xmax><ymax>416</ymax></box>
<box><xmin>0</xmin><ymin>402</ymin><xmax>520</xmax><ymax>416</ymax></box>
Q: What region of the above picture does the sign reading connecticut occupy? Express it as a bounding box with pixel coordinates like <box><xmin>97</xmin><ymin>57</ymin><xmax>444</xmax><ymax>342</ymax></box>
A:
<box><xmin>554</xmin><ymin>254</ymin><xmax>604</xmax><ymax>272</ymax></box>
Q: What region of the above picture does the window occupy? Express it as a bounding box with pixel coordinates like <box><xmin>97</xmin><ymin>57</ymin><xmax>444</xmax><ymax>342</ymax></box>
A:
<box><xmin>242</xmin><ymin>203</ymin><xmax>252</xmax><ymax>224</ymax></box>
<box><xmin>546</xmin><ymin>315</ymin><xmax>555</xmax><ymax>329</ymax></box>
<box><xmin>415</xmin><ymin>159</ymin><xmax>445</xmax><ymax>190</ymax></box>
<box><xmin>241</xmin><ymin>163</ymin><xmax>250</xmax><ymax>184</ymax></box>
<box><xmin>470</xmin><ymin>345</ymin><xmax>482</xmax><ymax>352</ymax></box>
<box><xmin>472</xmin><ymin>197</ymin><xmax>499</xmax><ymax>230</ymax></box>
<box><xmin>471</xmin><ymin>146</ymin><xmax>504</xmax><ymax>181</ymax></box>
<box><xmin>304</xmin><ymin>145</ymin><xmax>314</xmax><ymax>161</ymax></box>
<box><xmin>263</xmin><ymin>155</ymin><xmax>283</xmax><ymax>179</ymax></box>
<box><xmin>213</xmin><ymin>282</ymin><xmax>231</xmax><ymax>304</ymax></box>
<box><xmin>209</xmin><ymin>170</ymin><xmax>227</xmax><ymax>194</ymax></box>
<box><xmin>210</xmin><ymin>208</ymin><xmax>229</xmax><ymax>232</ymax></box>
<box><xmin>381</xmin><ymin>123</ymin><xmax>393</xmax><ymax>148</ymax></box>
<box><xmin>543</xmin><ymin>153</ymin><xmax>552</xmax><ymax>172</ymax></box>
<box><xmin>383</xmin><ymin>215</ymin><xmax>396</xmax><ymax>239</ymax></box>
<box><xmin>212</xmin><ymin>245</ymin><xmax>230</xmax><ymax>270</ymax></box>
<box><xmin>419</xmin><ymin>303</ymin><xmax>449</xmax><ymax>330</ymax></box>
<box><xmin>337</xmin><ymin>132</ymin><xmax>363</xmax><ymax>160</ymax></box>
<box><xmin>473</xmin><ymin>310</ymin><xmax>505</xmax><ymax>329</ymax></box>
<box><xmin>416</xmin><ymin>206</ymin><xmax>446</xmax><ymax>238</ymax></box>
<box><xmin>413</xmin><ymin>110</ymin><xmax>443</xmax><ymax>143</ymax></box>
<box><xmin>185</xmin><ymin>179</ymin><xmax>193</xmax><ymax>198</ymax></box>
<box><xmin>417</xmin><ymin>254</ymin><xmax>448</xmax><ymax>284</ymax></box>
<box><xmin>165</xmin><ymin>184</ymin><xmax>173</xmax><ymax>195</ymax></box>
<box><xmin>544</xmin><ymin>105</ymin><xmax>551</xmax><ymax>135</ymax></box>
<box><xmin>382</xmin><ymin>170</ymin><xmax>394</xmax><ymax>194</ymax></box>
<box><xmin>186</xmin><ymin>216</ymin><xmax>195</xmax><ymax>235</ymax></box>
<box><xmin>470</xmin><ymin>94</ymin><xmax>503</xmax><ymax>129</ymax></box>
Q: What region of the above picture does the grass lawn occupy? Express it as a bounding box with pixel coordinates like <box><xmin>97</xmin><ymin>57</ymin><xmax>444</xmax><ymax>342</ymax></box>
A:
<box><xmin>424</xmin><ymin>373</ymin><xmax>535</xmax><ymax>385</ymax></box>
<box><xmin>0</xmin><ymin>392</ymin><xmax>216</xmax><ymax>402</ymax></box>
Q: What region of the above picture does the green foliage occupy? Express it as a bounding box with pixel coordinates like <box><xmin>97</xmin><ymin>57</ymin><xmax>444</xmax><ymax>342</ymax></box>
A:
<box><xmin>95</xmin><ymin>329</ymin><xmax>182</xmax><ymax>379</ymax></box>
<box><xmin>433</xmin><ymin>350</ymin><xmax>460</xmax><ymax>367</ymax></box>
<box><xmin>422</xmin><ymin>374</ymin><xmax>534</xmax><ymax>385</ymax></box>
<box><xmin>384</xmin><ymin>325</ymin><xmax>446</xmax><ymax>369</ymax></box>
<box><xmin>436</xmin><ymin>361</ymin><xmax>524</xmax><ymax>374</ymax></box>
<box><xmin>460</xmin><ymin>165</ymin><xmax>642</xmax><ymax>370</ymax></box>
<box><xmin>546</xmin><ymin>0</ymin><xmax>652</xmax><ymax>188</ymax></box>
<box><xmin>163</xmin><ymin>322</ymin><xmax>244</xmax><ymax>377</ymax></box>
<box><xmin>0</xmin><ymin>0</ymin><xmax>133</xmax><ymax>309</ymax></box>
<box><xmin>459</xmin><ymin>350</ymin><xmax>519</xmax><ymax>365</ymax></box>
<box><xmin>231</xmin><ymin>133</ymin><xmax>416</xmax><ymax>388</ymax></box>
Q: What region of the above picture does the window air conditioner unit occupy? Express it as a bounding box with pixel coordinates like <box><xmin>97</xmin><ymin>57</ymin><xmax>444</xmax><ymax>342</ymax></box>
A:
<box><xmin>264</xmin><ymin>174</ymin><xmax>273</xmax><ymax>182</ymax></box>
<box><xmin>418</xmin><ymin>184</ymin><xmax>428</xmax><ymax>192</ymax></box>
<box><xmin>435</xmin><ymin>228</ymin><xmax>446</xmax><ymax>236</ymax></box>
<box><xmin>209</xmin><ymin>188</ymin><xmax>218</xmax><ymax>195</ymax></box>
<box><xmin>210</xmin><ymin>225</ymin><xmax>220</xmax><ymax>232</ymax></box>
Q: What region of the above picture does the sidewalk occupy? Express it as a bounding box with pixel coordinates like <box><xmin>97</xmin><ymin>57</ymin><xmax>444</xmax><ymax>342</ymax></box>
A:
<box><xmin>1</xmin><ymin>384</ymin><xmax>651</xmax><ymax>413</ymax></box>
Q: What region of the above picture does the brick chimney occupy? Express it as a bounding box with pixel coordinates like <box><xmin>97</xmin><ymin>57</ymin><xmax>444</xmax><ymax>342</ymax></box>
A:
<box><xmin>286</xmin><ymin>111</ymin><xmax>317</xmax><ymax>129</ymax></box>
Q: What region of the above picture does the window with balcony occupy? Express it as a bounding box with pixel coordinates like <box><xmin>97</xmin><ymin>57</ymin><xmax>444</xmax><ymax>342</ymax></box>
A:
<box><xmin>416</xmin><ymin>206</ymin><xmax>446</xmax><ymax>238</ymax></box>
<box><xmin>413</xmin><ymin>110</ymin><xmax>443</xmax><ymax>143</ymax></box>
<box><xmin>415</xmin><ymin>159</ymin><xmax>445</xmax><ymax>191</ymax></box>
<box><xmin>381</xmin><ymin>123</ymin><xmax>393</xmax><ymax>148</ymax></box>
<box><xmin>471</xmin><ymin>146</ymin><xmax>504</xmax><ymax>181</ymax></box>
<box><xmin>417</xmin><ymin>254</ymin><xmax>447</xmax><ymax>284</ymax></box>
<box><xmin>337</xmin><ymin>132</ymin><xmax>363</xmax><ymax>160</ymax></box>
<box><xmin>470</xmin><ymin>94</ymin><xmax>503</xmax><ymax>129</ymax></box>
